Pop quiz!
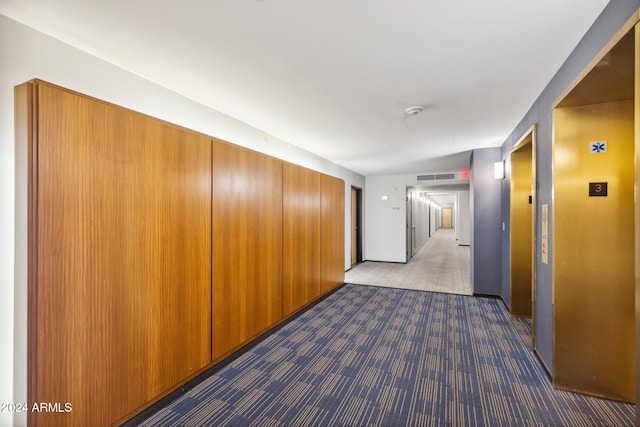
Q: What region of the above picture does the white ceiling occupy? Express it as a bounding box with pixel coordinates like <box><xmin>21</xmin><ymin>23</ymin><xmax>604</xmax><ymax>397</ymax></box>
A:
<box><xmin>1</xmin><ymin>0</ymin><xmax>610</xmax><ymax>176</ymax></box>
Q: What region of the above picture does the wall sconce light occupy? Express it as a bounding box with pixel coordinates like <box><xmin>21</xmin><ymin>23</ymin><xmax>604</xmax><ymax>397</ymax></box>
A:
<box><xmin>494</xmin><ymin>161</ymin><xmax>505</xmax><ymax>180</ymax></box>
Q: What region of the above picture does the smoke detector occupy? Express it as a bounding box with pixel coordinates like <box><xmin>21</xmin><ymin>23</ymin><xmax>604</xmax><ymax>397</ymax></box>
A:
<box><xmin>405</xmin><ymin>106</ymin><xmax>423</xmax><ymax>116</ymax></box>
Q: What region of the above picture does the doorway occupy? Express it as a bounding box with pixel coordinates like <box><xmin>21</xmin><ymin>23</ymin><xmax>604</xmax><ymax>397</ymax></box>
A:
<box><xmin>509</xmin><ymin>126</ymin><xmax>535</xmax><ymax>328</ymax></box>
<box><xmin>552</xmin><ymin>25</ymin><xmax>635</xmax><ymax>403</ymax></box>
<box><xmin>442</xmin><ymin>208</ymin><xmax>453</xmax><ymax>228</ymax></box>
<box><xmin>351</xmin><ymin>187</ymin><xmax>363</xmax><ymax>267</ymax></box>
<box><xmin>406</xmin><ymin>190</ymin><xmax>414</xmax><ymax>261</ymax></box>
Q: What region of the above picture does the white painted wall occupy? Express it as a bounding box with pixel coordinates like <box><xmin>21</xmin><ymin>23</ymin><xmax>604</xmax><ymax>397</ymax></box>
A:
<box><xmin>455</xmin><ymin>201</ymin><xmax>460</xmax><ymax>240</ymax></box>
<box><xmin>365</xmin><ymin>175</ymin><xmax>408</xmax><ymax>262</ymax></box>
<box><xmin>457</xmin><ymin>190</ymin><xmax>471</xmax><ymax>245</ymax></box>
<box><xmin>407</xmin><ymin>190</ymin><xmax>430</xmax><ymax>256</ymax></box>
<box><xmin>0</xmin><ymin>15</ymin><xmax>365</xmax><ymax>426</ymax></box>
<box><xmin>414</xmin><ymin>195</ymin><xmax>429</xmax><ymax>251</ymax></box>
<box><xmin>365</xmin><ymin>173</ymin><xmax>469</xmax><ymax>263</ymax></box>
<box><xmin>430</xmin><ymin>204</ymin><xmax>438</xmax><ymax>236</ymax></box>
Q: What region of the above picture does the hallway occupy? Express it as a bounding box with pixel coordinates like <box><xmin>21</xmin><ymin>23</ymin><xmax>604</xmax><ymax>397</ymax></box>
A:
<box><xmin>137</xmin><ymin>284</ymin><xmax>635</xmax><ymax>427</ymax></box>
<box><xmin>345</xmin><ymin>228</ymin><xmax>472</xmax><ymax>295</ymax></box>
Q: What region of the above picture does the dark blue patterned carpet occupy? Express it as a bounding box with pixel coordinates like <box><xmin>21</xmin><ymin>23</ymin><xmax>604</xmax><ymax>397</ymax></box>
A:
<box><xmin>139</xmin><ymin>284</ymin><xmax>635</xmax><ymax>426</ymax></box>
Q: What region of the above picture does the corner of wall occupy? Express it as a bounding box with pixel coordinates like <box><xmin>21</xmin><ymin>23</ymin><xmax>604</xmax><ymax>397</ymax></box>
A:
<box><xmin>470</xmin><ymin>148</ymin><xmax>502</xmax><ymax>296</ymax></box>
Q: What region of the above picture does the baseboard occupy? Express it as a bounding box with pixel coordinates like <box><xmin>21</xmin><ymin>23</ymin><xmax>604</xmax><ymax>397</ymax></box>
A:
<box><xmin>121</xmin><ymin>284</ymin><xmax>346</xmax><ymax>426</ymax></box>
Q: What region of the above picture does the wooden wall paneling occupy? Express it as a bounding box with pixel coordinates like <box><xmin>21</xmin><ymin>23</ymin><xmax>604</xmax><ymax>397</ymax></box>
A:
<box><xmin>283</xmin><ymin>163</ymin><xmax>321</xmax><ymax>316</ymax></box>
<box><xmin>25</xmin><ymin>81</ymin><xmax>212</xmax><ymax>426</ymax></box>
<box><xmin>320</xmin><ymin>174</ymin><xmax>345</xmax><ymax>294</ymax></box>
<box><xmin>15</xmin><ymin>81</ymin><xmax>38</xmax><ymax>427</ymax></box>
<box><xmin>212</xmin><ymin>139</ymin><xmax>283</xmax><ymax>361</ymax></box>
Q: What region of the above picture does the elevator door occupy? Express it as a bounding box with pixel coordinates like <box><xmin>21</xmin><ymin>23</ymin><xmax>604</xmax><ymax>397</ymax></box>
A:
<box><xmin>553</xmin><ymin>100</ymin><xmax>634</xmax><ymax>402</ymax></box>
<box><xmin>510</xmin><ymin>136</ymin><xmax>534</xmax><ymax>319</ymax></box>
<box><xmin>552</xmin><ymin>26</ymin><xmax>635</xmax><ymax>403</ymax></box>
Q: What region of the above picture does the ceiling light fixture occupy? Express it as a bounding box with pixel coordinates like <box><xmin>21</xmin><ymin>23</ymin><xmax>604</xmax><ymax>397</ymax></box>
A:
<box><xmin>405</xmin><ymin>106</ymin><xmax>423</xmax><ymax>116</ymax></box>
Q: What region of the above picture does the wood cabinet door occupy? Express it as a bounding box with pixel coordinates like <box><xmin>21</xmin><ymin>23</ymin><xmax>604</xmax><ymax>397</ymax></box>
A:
<box><xmin>25</xmin><ymin>81</ymin><xmax>212</xmax><ymax>426</ymax></box>
<box><xmin>320</xmin><ymin>174</ymin><xmax>345</xmax><ymax>293</ymax></box>
<box><xmin>212</xmin><ymin>140</ymin><xmax>283</xmax><ymax>360</ymax></box>
<box><xmin>283</xmin><ymin>163</ymin><xmax>321</xmax><ymax>315</ymax></box>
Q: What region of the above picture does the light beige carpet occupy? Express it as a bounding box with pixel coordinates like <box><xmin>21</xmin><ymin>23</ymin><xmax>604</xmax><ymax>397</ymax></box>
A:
<box><xmin>345</xmin><ymin>228</ymin><xmax>472</xmax><ymax>295</ymax></box>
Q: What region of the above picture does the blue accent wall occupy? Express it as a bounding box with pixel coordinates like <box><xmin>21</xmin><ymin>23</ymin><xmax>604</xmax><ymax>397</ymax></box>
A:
<box><xmin>498</xmin><ymin>0</ymin><xmax>640</xmax><ymax>375</ymax></box>
<box><xmin>470</xmin><ymin>148</ymin><xmax>502</xmax><ymax>296</ymax></box>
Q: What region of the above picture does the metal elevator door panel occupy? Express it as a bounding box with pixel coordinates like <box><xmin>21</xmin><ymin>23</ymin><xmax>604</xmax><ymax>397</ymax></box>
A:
<box><xmin>553</xmin><ymin>99</ymin><xmax>635</xmax><ymax>403</ymax></box>
<box><xmin>510</xmin><ymin>139</ymin><xmax>533</xmax><ymax>318</ymax></box>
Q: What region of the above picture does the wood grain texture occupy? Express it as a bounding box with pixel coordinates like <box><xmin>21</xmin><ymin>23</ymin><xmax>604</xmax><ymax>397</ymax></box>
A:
<box><xmin>283</xmin><ymin>163</ymin><xmax>321</xmax><ymax>316</ymax></box>
<box><xmin>29</xmin><ymin>81</ymin><xmax>212</xmax><ymax>426</ymax></box>
<box><xmin>212</xmin><ymin>139</ymin><xmax>283</xmax><ymax>360</ymax></box>
<box><xmin>320</xmin><ymin>174</ymin><xmax>345</xmax><ymax>294</ymax></box>
<box><xmin>15</xmin><ymin>82</ymin><xmax>39</xmax><ymax>427</ymax></box>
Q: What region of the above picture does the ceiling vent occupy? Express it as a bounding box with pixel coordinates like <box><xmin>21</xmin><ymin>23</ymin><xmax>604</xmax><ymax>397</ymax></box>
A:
<box><xmin>417</xmin><ymin>173</ymin><xmax>456</xmax><ymax>181</ymax></box>
<box><xmin>416</xmin><ymin>174</ymin><xmax>435</xmax><ymax>181</ymax></box>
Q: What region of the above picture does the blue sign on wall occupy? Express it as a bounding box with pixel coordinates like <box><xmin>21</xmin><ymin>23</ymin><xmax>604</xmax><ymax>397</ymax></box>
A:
<box><xmin>590</xmin><ymin>140</ymin><xmax>607</xmax><ymax>153</ymax></box>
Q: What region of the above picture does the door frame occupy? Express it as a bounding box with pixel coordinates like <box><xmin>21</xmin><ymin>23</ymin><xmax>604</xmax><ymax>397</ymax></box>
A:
<box><xmin>509</xmin><ymin>125</ymin><xmax>537</xmax><ymax>347</ymax></box>
<box><xmin>550</xmin><ymin>14</ymin><xmax>637</xmax><ymax>402</ymax></box>
<box><xmin>406</xmin><ymin>188</ymin><xmax>414</xmax><ymax>262</ymax></box>
<box><xmin>351</xmin><ymin>186</ymin><xmax>363</xmax><ymax>266</ymax></box>
<box><xmin>442</xmin><ymin>207</ymin><xmax>453</xmax><ymax>228</ymax></box>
